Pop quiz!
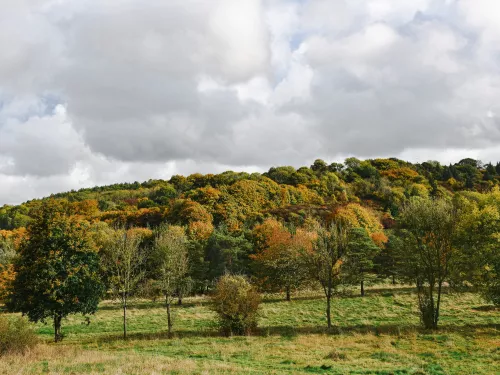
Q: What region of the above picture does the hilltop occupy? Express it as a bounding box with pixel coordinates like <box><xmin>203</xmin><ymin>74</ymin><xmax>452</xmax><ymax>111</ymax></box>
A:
<box><xmin>1</xmin><ymin>157</ymin><xmax>497</xmax><ymax>232</ymax></box>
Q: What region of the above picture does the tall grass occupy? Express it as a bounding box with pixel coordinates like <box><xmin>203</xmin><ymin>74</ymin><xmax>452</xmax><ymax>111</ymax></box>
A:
<box><xmin>0</xmin><ymin>315</ymin><xmax>38</xmax><ymax>355</ymax></box>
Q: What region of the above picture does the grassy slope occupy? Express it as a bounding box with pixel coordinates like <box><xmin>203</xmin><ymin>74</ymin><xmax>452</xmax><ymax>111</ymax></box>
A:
<box><xmin>1</xmin><ymin>285</ymin><xmax>498</xmax><ymax>375</ymax></box>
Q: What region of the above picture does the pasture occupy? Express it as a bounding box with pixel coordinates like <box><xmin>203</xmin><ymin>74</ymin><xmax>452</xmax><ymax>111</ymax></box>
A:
<box><xmin>1</xmin><ymin>284</ymin><xmax>498</xmax><ymax>375</ymax></box>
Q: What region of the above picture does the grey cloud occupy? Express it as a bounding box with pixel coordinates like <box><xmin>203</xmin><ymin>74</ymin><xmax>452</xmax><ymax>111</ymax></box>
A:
<box><xmin>2</xmin><ymin>0</ymin><xmax>500</xmax><ymax>204</ymax></box>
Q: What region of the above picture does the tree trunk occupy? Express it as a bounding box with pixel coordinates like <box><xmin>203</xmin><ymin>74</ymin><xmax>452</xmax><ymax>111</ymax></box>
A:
<box><xmin>435</xmin><ymin>280</ymin><xmax>443</xmax><ymax>329</ymax></box>
<box><xmin>360</xmin><ymin>280</ymin><xmax>365</xmax><ymax>297</ymax></box>
<box><xmin>123</xmin><ymin>304</ymin><xmax>127</xmax><ymax>339</ymax></box>
<box><xmin>326</xmin><ymin>291</ymin><xmax>332</xmax><ymax>329</ymax></box>
<box><xmin>166</xmin><ymin>297</ymin><xmax>172</xmax><ymax>335</ymax></box>
<box><xmin>53</xmin><ymin>314</ymin><xmax>62</xmax><ymax>342</ymax></box>
<box><xmin>392</xmin><ymin>275</ymin><xmax>396</xmax><ymax>285</ymax></box>
<box><xmin>177</xmin><ymin>296</ymin><xmax>183</xmax><ymax>306</ymax></box>
<box><xmin>285</xmin><ymin>285</ymin><xmax>291</xmax><ymax>301</ymax></box>
<box><xmin>326</xmin><ymin>270</ymin><xmax>332</xmax><ymax>330</ymax></box>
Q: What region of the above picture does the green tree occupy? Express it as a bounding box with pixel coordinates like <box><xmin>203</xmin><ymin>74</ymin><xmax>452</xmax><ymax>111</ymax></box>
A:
<box><xmin>452</xmin><ymin>193</ymin><xmax>500</xmax><ymax>305</ymax></box>
<box><xmin>152</xmin><ymin>225</ymin><xmax>189</xmax><ymax>334</ymax></box>
<box><xmin>395</xmin><ymin>197</ymin><xmax>459</xmax><ymax>329</ymax></box>
<box><xmin>187</xmin><ymin>239</ymin><xmax>210</xmax><ymax>294</ymax></box>
<box><xmin>206</xmin><ymin>227</ymin><xmax>253</xmax><ymax>282</ymax></box>
<box><xmin>374</xmin><ymin>232</ymin><xmax>400</xmax><ymax>285</ymax></box>
<box><xmin>7</xmin><ymin>200</ymin><xmax>104</xmax><ymax>342</ymax></box>
<box><xmin>344</xmin><ymin>228</ymin><xmax>380</xmax><ymax>296</ymax></box>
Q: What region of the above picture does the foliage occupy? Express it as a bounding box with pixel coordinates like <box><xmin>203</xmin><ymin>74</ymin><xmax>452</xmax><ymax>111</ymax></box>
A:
<box><xmin>251</xmin><ymin>219</ymin><xmax>315</xmax><ymax>300</ymax></box>
<box><xmin>101</xmin><ymin>227</ymin><xmax>146</xmax><ymax>339</ymax></box>
<box><xmin>211</xmin><ymin>275</ymin><xmax>261</xmax><ymax>336</ymax></box>
<box><xmin>1</xmin><ymin>156</ymin><xmax>499</xmax><ymax>328</ymax></box>
<box><xmin>482</xmin><ymin>256</ymin><xmax>500</xmax><ymax>305</ymax></box>
<box><xmin>0</xmin><ymin>235</ymin><xmax>16</xmax><ymax>302</ymax></box>
<box><xmin>395</xmin><ymin>197</ymin><xmax>460</xmax><ymax>329</ymax></box>
<box><xmin>307</xmin><ymin>221</ymin><xmax>351</xmax><ymax>329</ymax></box>
<box><xmin>152</xmin><ymin>224</ymin><xmax>190</xmax><ymax>333</ymax></box>
<box><xmin>343</xmin><ymin>227</ymin><xmax>381</xmax><ymax>296</ymax></box>
<box><xmin>205</xmin><ymin>227</ymin><xmax>253</xmax><ymax>282</ymax></box>
<box><xmin>7</xmin><ymin>200</ymin><xmax>104</xmax><ymax>342</ymax></box>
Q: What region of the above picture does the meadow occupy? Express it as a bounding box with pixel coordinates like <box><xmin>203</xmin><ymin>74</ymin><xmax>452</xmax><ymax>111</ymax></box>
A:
<box><xmin>1</xmin><ymin>284</ymin><xmax>498</xmax><ymax>375</ymax></box>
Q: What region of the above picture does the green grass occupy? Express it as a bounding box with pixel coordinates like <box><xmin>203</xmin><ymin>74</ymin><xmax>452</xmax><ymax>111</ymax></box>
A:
<box><xmin>1</xmin><ymin>285</ymin><xmax>498</xmax><ymax>375</ymax></box>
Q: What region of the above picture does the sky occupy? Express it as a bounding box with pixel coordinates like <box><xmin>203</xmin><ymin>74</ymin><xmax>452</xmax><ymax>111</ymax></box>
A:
<box><xmin>1</xmin><ymin>0</ymin><xmax>500</xmax><ymax>205</ymax></box>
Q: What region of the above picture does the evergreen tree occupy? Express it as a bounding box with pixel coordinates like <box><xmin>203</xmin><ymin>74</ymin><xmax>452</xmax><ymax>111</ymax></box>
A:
<box><xmin>343</xmin><ymin>228</ymin><xmax>380</xmax><ymax>296</ymax></box>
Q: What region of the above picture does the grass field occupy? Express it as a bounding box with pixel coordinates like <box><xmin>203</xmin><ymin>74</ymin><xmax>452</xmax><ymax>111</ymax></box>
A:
<box><xmin>1</xmin><ymin>284</ymin><xmax>498</xmax><ymax>375</ymax></box>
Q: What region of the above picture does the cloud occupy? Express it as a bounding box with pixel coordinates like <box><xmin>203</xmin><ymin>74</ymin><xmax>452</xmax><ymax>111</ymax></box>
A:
<box><xmin>1</xmin><ymin>0</ymin><xmax>500</xmax><ymax>204</ymax></box>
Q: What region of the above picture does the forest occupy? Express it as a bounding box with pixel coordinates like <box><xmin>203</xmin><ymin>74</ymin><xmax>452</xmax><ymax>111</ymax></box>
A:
<box><xmin>0</xmin><ymin>157</ymin><xmax>499</xmax><ymax>374</ymax></box>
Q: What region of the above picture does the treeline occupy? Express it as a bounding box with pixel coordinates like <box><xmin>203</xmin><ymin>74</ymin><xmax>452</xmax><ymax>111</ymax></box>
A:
<box><xmin>3</xmin><ymin>157</ymin><xmax>500</xmax><ymax>232</ymax></box>
<box><xmin>0</xmin><ymin>158</ymin><xmax>499</xmax><ymax>340</ymax></box>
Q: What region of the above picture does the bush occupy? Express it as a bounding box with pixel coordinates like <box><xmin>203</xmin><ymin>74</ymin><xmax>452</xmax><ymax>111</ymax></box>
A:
<box><xmin>211</xmin><ymin>275</ymin><xmax>261</xmax><ymax>336</ymax></box>
<box><xmin>0</xmin><ymin>316</ymin><xmax>38</xmax><ymax>355</ymax></box>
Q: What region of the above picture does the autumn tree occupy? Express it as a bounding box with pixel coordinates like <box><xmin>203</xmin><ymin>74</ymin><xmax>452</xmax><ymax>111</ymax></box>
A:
<box><xmin>252</xmin><ymin>219</ymin><xmax>314</xmax><ymax>300</ymax></box>
<box><xmin>101</xmin><ymin>227</ymin><xmax>146</xmax><ymax>339</ymax></box>
<box><xmin>0</xmin><ymin>234</ymin><xmax>16</xmax><ymax>303</ymax></box>
<box><xmin>7</xmin><ymin>200</ymin><xmax>104</xmax><ymax>342</ymax></box>
<box><xmin>307</xmin><ymin>221</ymin><xmax>351</xmax><ymax>329</ymax></box>
<box><xmin>395</xmin><ymin>197</ymin><xmax>460</xmax><ymax>329</ymax></box>
<box><xmin>152</xmin><ymin>225</ymin><xmax>189</xmax><ymax>334</ymax></box>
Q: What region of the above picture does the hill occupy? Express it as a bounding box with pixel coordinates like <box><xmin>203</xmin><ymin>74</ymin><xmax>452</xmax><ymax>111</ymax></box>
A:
<box><xmin>1</xmin><ymin>157</ymin><xmax>498</xmax><ymax>232</ymax></box>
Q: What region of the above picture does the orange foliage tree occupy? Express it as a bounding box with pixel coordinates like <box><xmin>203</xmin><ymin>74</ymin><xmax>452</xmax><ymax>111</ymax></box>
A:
<box><xmin>252</xmin><ymin>218</ymin><xmax>315</xmax><ymax>300</ymax></box>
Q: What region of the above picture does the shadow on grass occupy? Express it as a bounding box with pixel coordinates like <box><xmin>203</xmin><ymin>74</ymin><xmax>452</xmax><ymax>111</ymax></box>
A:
<box><xmin>80</xmin><ymin>322</ymin><xmax>498</xmax><ymax>345</ymax></box>
<box><xmin>262</xmin><ymin>287</ymin><xmax>418</xmax><ymax>303</ymax></box>
<box><xmin>262</xmin><ymin>295</ymin><xmax>325</xmax><ymax>304</ymax></box>
<box><xmin>258</xmin><ymin>322</ymin><xmax>498</xmax><ymax>337</ymax></box>
<box><xmin>365</xmin><ymin>286</ymin><xmax>416</xmax><ymax>295</ymax></box>
<box><xmin>472</xmin><ymin>305</ymin><xmax>499</xmax><ymax>312</ymax></box>
<box><xmin>97</xmin><ymin>301</ymin><xmax>205</xmax><ymax>311</ymax></box>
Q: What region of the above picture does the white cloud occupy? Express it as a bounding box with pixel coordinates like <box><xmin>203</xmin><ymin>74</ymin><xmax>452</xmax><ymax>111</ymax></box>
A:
<box><xmin>2</xmin><ymin>0</ymin><xmax>500</xmax><ymax>204</ymax></box>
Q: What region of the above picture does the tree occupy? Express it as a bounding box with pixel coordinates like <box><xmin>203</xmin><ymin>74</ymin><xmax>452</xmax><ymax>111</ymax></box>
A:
<box><xmin>102</xmin><ymin>227</ymin><xmax>146</xmax><ymax>339</ymax></box>
<box><xmin>0</xmin><ymin>234</ymin><xmax>16</xmax><ymax>302</ymax></box>
<box><xmin>252</xmin><ymin>219</ymin><xmax>314</xmax><ymax>300</ymax></box>
<box><xmin>311</xmin><ymin>159</ymin><xmax>328</xmax><ymax>173</ymax></box>
<box><xmin>7</xmin><ymin>200</ymin><xmax>104</xmax><ymax>342</ymax></box>
<box><xmin>452</xmin><ymin>192</ymin><xmax>500</xmax><ymax>305</ymax></box>
<box><xmin>307</xmin><ymin>221</ymin><xmax>351</xmax><ymax>329</ymax></box>
<box><xmin>374</xmin><ymin>232</ymin><xmax>400</xmax><ymax>285</ymax></box>
<box><xmin>395</xmin><ymin>197</ymin><xmax>459</xmax><ymax>329</ymax></box>
<box><xmin>152</xmin><ymin>225</ymin><xmax>189</xmax><ymax>334</ymax></box>
<box><xmin>206</xmin><ymin>227</ymin><xmax>253</xmax><ymax>282</ymax></box>
<box><xmin>343</xmin><ymin>228</ymin><xmax>381</xmax><ymax>296</ymax></box>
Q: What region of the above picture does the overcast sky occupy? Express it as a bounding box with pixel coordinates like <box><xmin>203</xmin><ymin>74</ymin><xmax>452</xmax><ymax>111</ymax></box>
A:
<box><xmin>1</xmin><ymin>0</ymin><xmax>500</xmax><ymax>204</ymax></box>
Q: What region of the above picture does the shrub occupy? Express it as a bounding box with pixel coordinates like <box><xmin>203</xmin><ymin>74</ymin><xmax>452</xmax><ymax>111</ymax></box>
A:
<box><xmin>0</xmin><ymin>316</ymin><xmax>38</xmax><ymax>355</ymax></box>
<box><xmin>211</xmin><ymin>275</ymin><xmax>261</xmax><ymax>336</ymax></box>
